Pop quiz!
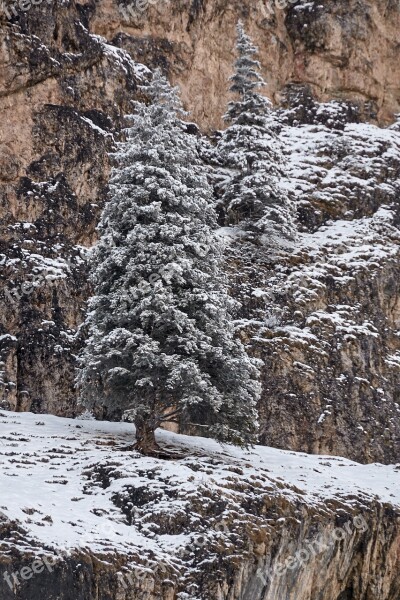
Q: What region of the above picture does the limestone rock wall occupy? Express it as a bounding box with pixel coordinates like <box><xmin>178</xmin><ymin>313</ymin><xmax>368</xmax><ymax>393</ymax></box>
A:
<box><xmin>0</xmin><ymin>4</ymin><xmax>146</xmax><ymax>414</ymax></box>
<box><xmin>89</xmin><ymin>0</ymin><xmax>400</xmax><ymax>130</ymax></box>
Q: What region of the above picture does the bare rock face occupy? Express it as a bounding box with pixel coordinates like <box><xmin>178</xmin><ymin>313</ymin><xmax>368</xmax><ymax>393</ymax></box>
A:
<box><xmin>0</xmin><ymin>0</ymin><xmax>400</xmax><ymax>466</ymax></box>
<box><xmin>89</xmin><ymin>0</ymin><xmax>400</xmax><ymax>130</ymax></box>
<box><xmin>241</xmin><ymin>112</ymin><xmax>400</xmax><ymax>464</ymax></box>
<box><xmin>0</xmin><ymin>4</ymin><xmax>148</xmax><ymax>415</ymax></box>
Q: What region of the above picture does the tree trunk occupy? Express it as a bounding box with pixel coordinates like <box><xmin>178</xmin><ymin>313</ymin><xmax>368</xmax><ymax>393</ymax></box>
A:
<box><xmin>134</xmin><ymin>420</ymin><xmax>159</xmax><ymax>455</ymax></box>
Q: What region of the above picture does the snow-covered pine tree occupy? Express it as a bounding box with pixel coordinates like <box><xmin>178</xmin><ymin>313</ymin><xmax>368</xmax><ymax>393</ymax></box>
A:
<box><xmin>215</xmin><ymin>22</ymin><xmax>297</xmax><ymax>254</ymax></box>
<box><xmin>76</xmin><ymin>70</ymin><xmax>261</xmax><ymax>455</ymax></box>
<box><xmin>389</xmin><ymin>113</ymin><xmax>400</xmax><ymax>132</ymax></box>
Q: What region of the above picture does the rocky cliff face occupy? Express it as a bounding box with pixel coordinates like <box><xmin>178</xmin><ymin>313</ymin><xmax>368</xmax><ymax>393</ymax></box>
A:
<box><xmin>1</xmin><ymin>0</ymin><xmax>400</xmax><ymax>465</ymax></box>
<box><xmin>240</xmin><ymin>113</ymin><xmax>400</xmax><ymax>464</ymax></box>
<box><xmin>0</xmin><ymin>3</ymin><xmax>146</xmax><ymax>415</ymax></box>
<box><xmin>89</xmin><ymin>0</ymin><xmax>400</xmax><ymax>130</ymax></box>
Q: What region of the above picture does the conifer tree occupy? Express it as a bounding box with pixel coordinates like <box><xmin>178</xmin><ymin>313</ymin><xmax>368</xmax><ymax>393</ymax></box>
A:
<box><xmin>216</xmin><ymin>22</ymin><xmax>297</xmax><ymax>254</ymax></box>
<box><xmin>389</xmin><ymin>113</ymin><xmax>400</xmax><ymax>132</ymax></box>
<box><xmin>77</xmin><ymin>70</ymin><xmax>261</xmax><ymax>455</ymax></box>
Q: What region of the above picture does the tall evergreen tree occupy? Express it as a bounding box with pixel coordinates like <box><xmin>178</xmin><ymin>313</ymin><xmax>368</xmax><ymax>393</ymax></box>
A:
<box><xmin>77</xmin><ymin>70</ymin><xmax>261</xmax><ymax>455</ymax></box>
<box><xmin>215</xmin><ymin>22</ymin><xmax>297</xmax><ymax>254</ymax></box>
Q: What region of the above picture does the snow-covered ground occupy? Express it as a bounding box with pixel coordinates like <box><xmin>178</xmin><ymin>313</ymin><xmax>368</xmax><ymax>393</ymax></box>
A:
<box><xmin>0</xmin><ymin>410</ymin><xmax>398</xmax><ymax>562</ymax></box>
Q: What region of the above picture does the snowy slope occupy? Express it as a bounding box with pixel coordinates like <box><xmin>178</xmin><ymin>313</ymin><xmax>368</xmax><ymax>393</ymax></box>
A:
<box><xmin>0</xmin><ymin>409</ymin><xmax>398</xmax><ymax>560</ymax></box>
